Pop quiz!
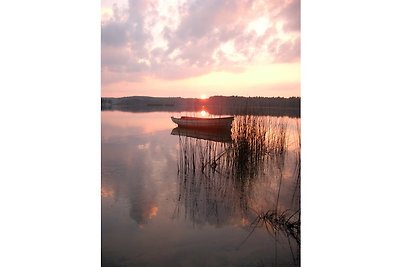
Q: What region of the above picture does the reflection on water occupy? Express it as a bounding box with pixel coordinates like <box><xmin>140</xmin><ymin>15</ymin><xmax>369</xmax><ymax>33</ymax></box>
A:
<box><xmin>174</xmin><ymin>116</ymin><xmax>300</xmax><ymax>261</ymax></box>
<box><xmin>171</xmin><ymin>127</ymin><xmax>232</xmax><ymax>143</ymax></box>
<box><xmin>102</xmin><ymin>111</ymin><xmax>300</xmax><ymax>267</ymax></box>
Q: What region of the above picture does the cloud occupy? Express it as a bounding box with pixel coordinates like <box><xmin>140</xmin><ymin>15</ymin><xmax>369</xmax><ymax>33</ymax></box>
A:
<box><xmin>101</xmin><ymin>0</ymin><xmax>300</xmax><ymax>85</ymax></box>
<box><xmin>101</xmin><ymin>21</ymin><xmax>128</xmax><ymax>47</ymax></box>
<box><xmin>277</xmin><ymin>0</ymin><xmax>301</xmax><ymax>33</ymax></box>
<box><xmin>268</xmin><ymin>35</ymin><xmax>301</xmax><ymax>63</ymax></box>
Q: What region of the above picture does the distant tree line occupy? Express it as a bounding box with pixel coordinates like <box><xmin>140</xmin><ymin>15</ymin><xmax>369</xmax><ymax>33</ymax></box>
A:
<box><xmin>101</xmin><ymin>96</ymin><xmax>300</xmax><ymax>117</ymax></box>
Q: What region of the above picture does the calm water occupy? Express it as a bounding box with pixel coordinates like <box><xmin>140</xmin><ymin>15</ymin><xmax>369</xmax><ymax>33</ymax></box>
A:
<box><xmin>102</xmin><ymin>111</ymin><xmax>300</xmax><ymax>267</ymax></box>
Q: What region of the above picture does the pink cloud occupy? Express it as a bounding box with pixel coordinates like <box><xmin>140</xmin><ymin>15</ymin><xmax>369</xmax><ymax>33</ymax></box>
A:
<box><xmin>101</xmin><ymin>0</ymin><xmax>300</xmax><ymax>95</ymax></box>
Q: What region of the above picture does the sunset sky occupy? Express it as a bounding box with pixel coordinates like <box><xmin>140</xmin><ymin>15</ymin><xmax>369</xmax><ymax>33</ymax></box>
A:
<box><xmin>101</xmin><ymin>0</ymin><xmax>300</xmax><ymax>98</ymax></box>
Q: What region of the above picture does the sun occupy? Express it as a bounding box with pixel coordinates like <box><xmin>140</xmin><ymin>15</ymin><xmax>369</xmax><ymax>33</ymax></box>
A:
<box><xmin>200</xmin><ymin>94</ymin><xmax>208</xmax><ymax>99</ymax></box>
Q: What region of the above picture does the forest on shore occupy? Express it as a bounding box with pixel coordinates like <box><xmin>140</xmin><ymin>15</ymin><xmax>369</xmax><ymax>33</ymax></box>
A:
<box><xmin>101</xmin><ymin>95</ymin><xmax>300</xmax><ymax>117</ymax></box>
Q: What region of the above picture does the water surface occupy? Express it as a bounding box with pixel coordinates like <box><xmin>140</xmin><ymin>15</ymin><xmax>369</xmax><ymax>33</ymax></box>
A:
<box><xmin>102</xmin><ymin>111</ymin><xmax>300</xmax><ymax>267</ymax></box>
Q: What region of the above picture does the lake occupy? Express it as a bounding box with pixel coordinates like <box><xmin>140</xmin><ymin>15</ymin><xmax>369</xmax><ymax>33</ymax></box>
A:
<box><xmin>102</xmin><ymin>110</ymin><xmax>300</xmax><ymax>267</ymax></box>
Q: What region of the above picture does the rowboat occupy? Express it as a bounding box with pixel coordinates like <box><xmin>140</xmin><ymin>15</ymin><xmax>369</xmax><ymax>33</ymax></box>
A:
<box><xmin>171</xmin><ymin>127</ymin><xmax>232</xmax><ymax>143</ymax></box>
<box><xmin>171</xmin><ymin>116</ymin><xmax>234</xmax><ymax>129</ymax></box>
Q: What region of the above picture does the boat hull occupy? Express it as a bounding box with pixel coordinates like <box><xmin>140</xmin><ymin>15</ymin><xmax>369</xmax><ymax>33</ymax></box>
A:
<box><xmin>171</xmin><ymin>116</ymin><xmax>234</xmax><ymax>129</ymax></box>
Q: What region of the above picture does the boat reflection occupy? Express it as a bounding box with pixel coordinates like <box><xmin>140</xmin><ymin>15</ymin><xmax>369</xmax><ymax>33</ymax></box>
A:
<box><xmin>171</xmin><ymin>127</ymin><xmax>232</xmax><ymax>143</ymax></box>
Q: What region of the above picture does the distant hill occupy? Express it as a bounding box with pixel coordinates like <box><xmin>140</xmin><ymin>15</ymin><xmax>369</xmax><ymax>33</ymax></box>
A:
<box><xmin>101</xmin><ymin>96</ymin><xmax>300</xmax><ymax>117</ymax></box>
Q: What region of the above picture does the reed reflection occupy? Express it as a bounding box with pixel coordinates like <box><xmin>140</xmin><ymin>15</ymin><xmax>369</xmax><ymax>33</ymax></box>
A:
<box><xmin>171</xmin><ymin>115</ymin><xmax>300</xmax><ymax>263</ymax></box>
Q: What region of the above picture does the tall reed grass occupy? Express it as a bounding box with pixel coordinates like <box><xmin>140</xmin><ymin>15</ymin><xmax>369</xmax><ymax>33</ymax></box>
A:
<box><xmin>174</xmin><ymin>115</ymin><xmax>299</xmax><ymax>232</ymax></box>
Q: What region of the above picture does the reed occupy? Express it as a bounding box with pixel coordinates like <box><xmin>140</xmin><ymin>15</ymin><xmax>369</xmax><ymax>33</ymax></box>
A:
<box><xmin>174</xmin><ymin>115</ymin><xmax>298</xmax><ymax>230</ymax></box>
<box><xmin>257</xmin><ymin>209</ymin><xmax>300</xmax><ymax>244</ymax></box>
<box><xmin>176</xmin><ymin>136</ymin><xmax>239</xmax><ymax>225</ymax></box>
<box><xmin>177</xmin><ymin>115</ymin><xmax>290</xmax><ymax>177</ymax></box>
<box><xmin>232</xmin><ymin>115</ymin><xmax>289</xmax><ymax>157</ymax></box>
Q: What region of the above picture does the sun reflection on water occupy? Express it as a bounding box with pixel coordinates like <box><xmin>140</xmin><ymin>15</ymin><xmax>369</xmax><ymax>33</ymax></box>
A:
<box><xmin>148</xmin><ymin>207</ymin><xmax>158</xmax><ymax>219</ymax></box>
<box><xmin>101</xmin><ymin>186</ymin><xmax>114</xmax><ymax>198</ymax></box>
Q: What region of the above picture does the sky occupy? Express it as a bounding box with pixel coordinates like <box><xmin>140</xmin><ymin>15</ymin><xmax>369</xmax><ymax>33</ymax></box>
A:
<box><xmin>101</xmin><ymin>0</ymin><xmax>300</xmax><ymax>98</ymax></box>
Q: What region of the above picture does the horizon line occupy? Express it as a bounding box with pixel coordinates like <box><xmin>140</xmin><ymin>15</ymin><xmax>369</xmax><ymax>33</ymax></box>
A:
<box><xmin>101</xmin><ymin>95</ymin><xmax>301</xmax><ymax>99</ymax></box>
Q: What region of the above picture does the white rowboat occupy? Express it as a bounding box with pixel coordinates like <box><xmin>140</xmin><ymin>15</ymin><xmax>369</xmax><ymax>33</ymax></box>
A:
<box><xmin>171</xmin><ymin>116</ymin><xmax>234</xmax><ymax>129</ymax></box>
